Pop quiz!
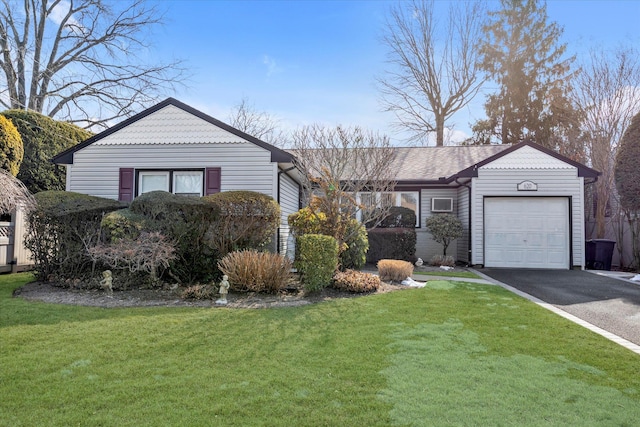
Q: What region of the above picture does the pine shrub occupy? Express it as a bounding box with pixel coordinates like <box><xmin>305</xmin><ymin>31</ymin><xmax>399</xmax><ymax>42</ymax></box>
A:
<box><xmin>295</xmin><ymin>234</ymin><xmax>339</xmax><ymax>292</ymax></box>
<box><xmin>218</xmin><ymin>250</ymin><xmax>293</xmax><ymax>293</ymax></box>
<box><xmin>332</xmin><ymin>269</ymin><xmax>380</xmax><ymax>293</ymax></box>
<box><xmin>377</xmin><ymin>259</ymin><xmax>414</xmax><ymax>282</ymax></box>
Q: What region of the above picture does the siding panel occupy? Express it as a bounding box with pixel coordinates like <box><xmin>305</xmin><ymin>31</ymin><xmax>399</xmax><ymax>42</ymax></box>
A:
<box><xmin>67</xmin><ymin>142</ymin><xmax>276</xmax><ymax>199</ymax></box>
<box><xmin>417</xmin><ymin>188</ymin><xmax>461</xmax><ymax>263</ymax></box>
<box><xmin>279</xmin><ymin>173</ymin><xmax>300</xmax><ymax>258</ymax></box>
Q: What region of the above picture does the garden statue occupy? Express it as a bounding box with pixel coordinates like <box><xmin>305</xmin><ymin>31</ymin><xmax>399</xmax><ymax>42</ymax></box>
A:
<box><xmin>100</xmin><ymin>270</ymin><xmax>113</xmax><ymax>294</ymax></box>
<box><xmin>216</xmin><ymin>275</ymin><xmax>230</xmax><ymax>305</ymax></box>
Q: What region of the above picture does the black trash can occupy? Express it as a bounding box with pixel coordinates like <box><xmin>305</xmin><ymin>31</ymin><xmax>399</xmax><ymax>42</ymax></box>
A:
<box><xmin>585</xmin><ymin>239</ymin><xmax>616</xmax><ymax>270</ymax></box>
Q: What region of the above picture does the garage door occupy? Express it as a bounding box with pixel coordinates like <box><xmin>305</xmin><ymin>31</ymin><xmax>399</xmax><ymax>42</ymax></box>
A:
<box><xmin>484</xmin><ymin>197</ymin><xmax>569</xmax><ymax>269</ymax></box>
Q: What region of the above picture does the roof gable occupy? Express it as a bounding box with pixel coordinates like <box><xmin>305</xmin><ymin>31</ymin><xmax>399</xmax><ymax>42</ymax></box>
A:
<box><xmin>456</xmin><ymin>141</ymin><xmax>599</xmax><ymax>180</ymax></box>
<box><xmin>52</xmin><ymin>98</ymin><xmax>293</xmax><ymax>164</ymax></box>
<box><xmin>481</xmin><ymin>144</ymin><xmax>575</xmax><ymax>170</ymax></box>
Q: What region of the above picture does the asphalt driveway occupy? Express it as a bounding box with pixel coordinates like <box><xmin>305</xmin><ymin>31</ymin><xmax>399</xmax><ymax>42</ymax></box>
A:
<box><xmin>479</xmin><ymin>268</ymin><xmax>640</xmax><ymax>346</ymax></box>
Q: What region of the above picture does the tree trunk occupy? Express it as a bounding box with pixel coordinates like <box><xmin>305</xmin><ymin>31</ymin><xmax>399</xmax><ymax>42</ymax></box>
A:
<box><xmin>435</xmin><ymin>114</ymin><xmax>445</xmax><ymax>146</ymax></box>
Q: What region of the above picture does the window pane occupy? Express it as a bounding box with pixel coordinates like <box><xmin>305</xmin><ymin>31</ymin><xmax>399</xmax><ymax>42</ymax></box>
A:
<box><xmin>174</xmin><ymin>172</ymin><xmax>203</xmax><ymax>196</ymax></box>
<box><xmin>381</xmin><ymin>193</ymin><xmax>394</xmax><ymax>207</ymax></box>
<box><xmin>400</xmin><ymin>193</ymin><xmax>417</xmax><ymax>212</ymax></box>
<box><xmin>140</xmin><ymin>173</ymin><xmax>169</xmax><ymax>194</ymax></box>
<box><xmin>400</xmin><ymin>192</ymin><xmax>418</xmax><ymax>226</ymax></box>
<box><xmin>360</xmin><ymin>193</ymin><xmax>375</xmax><ymax>208</ymax></box>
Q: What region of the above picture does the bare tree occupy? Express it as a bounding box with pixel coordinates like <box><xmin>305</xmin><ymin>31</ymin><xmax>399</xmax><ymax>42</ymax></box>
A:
<box><xmin>572</xmin><ymin>45</ymin><xmax>640</xmax><ymax>241</ymax></box>
<box><xmin>291</xmin><ymin>124</ymin><xmax>397</xmax><ymax>249</ymax></box>
<box><xmin>378</xmin><ymin>0</ymin><xmax>487</xmax><ymax>146</ymax></box>
<box><xmin>228</xmin><ymin>98</ymin><xmax>285</xmax><ymax>146</ymax></box>
<box><xmin>0</xmin><ymin>168</ymin><xmax>35</xmax><ymax>214</ymax></box>
<box><xmin>0</xmin><ymin>0</ymin><xmax>186</xmax><ymax>128</ymax></box>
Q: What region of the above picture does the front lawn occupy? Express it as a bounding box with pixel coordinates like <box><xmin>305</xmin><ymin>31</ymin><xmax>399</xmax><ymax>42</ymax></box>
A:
<box><xmin>1</xmin><ymin>273</ymin><xmax>639</xmax><ymax>426</ymax></box>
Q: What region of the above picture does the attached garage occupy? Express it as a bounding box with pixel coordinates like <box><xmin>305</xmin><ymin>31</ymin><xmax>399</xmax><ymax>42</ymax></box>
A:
<box><xmin>466</xmin><ymin>143</ymin><xmax>599</xmax><ymax>270</ymax></box>
<box><xmin>484</xmin><ymin>197</ymin><xmax>570</xmax><ymax>269</ymax></box>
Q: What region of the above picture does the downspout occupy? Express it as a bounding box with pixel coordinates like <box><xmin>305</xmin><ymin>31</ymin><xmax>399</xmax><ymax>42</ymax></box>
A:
<box><xmin>455</xmin><ymin>177</ymin><xmax>473</xmax><ymax>267</ymax></box>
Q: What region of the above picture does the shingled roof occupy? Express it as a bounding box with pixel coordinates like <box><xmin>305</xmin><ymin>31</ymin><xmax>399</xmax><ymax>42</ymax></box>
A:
<box><xmin>387</xmin><ymin>145</ymin><xmax>509</xmax><ymax>182</ymax></box>
<box><xmin>287</xmin><ymin>141</ymin><xmax>599</xmax><ymax>184</ymax></box>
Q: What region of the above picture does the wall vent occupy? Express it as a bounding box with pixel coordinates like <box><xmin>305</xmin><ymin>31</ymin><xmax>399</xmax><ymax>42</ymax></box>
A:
<box><xmin>431</xmin><ymin>198</ymin><xmax>453</xmax><ymax>213</ymax></box>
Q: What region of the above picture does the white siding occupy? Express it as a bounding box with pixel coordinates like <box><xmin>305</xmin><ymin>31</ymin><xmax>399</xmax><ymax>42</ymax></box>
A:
<box><xmin>456</xmin><ymin>186</ymin><xmax>471</xmax><ymax>263</ymax></box>
<box><xmin>417</xmin><ymin>188</ymin><xmax>460</xmax><ymax>262</ymax></box>
<box><xmin>93</xmin><ymin>104</ymin><xmax>250</xmax><ymax>146</ymax></box>
<box><xmin>66</xmin><ymin>142</ymin><xmax>276</xmax><ymax>199</ymax></box>
<box><xmin>279</xmin><ymin>172</ymin><xmax>300</xmax><ymax>258</ymax></box>
<box><xmin>471</xmin><ymin>168</ymin><xmax>585</xmax><ymax>268</ymax></box>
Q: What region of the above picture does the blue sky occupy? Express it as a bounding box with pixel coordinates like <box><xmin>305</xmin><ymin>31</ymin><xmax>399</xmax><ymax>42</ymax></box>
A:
<box><xmin>150</xmin><ymin>0</ymin><xmax>640</xmax><ymax>145</ymax></box>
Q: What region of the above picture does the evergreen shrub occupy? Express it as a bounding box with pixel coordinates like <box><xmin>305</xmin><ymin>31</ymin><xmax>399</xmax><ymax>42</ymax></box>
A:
<box><xmin>366</xmin><ymin>206</ymin><xmax>416</xmax><ymax>264</ymax></box>
<box><xmin>295</xmin><ymin>234</ymin><xmax>339</xmax><ymax>292</ymax></box>
<box><xmin>0</xmin><ymin>114</ymin><xmax>23</xmax><ymax>176</ymax></box>
<box><xmin>203</xmin><ymin>190</ymin><xmax>280</xmax><ymax>256</ymax></box>
<box><xmin>129</xmin><ymin>191</ymin><xmax>220</xmax><ymax>284</ymax></box>
<box><xmin>366</xmin><ymin>228</ymin><xmax>417</xmax><ymax>264</ymax></box>
<box><xmin>25</xmin><ymin>191</ymin><xmax>123</xmax><ymax>281</ymax></box>
<box><xmin>2</xmin><ymin>110</ymin><xmax>92</xmax><ymax>193</ymax></box>
<box><xmin>289</xmin><ymin>207</ymin><xmax>369</xmax><ymax>270</ymax></box>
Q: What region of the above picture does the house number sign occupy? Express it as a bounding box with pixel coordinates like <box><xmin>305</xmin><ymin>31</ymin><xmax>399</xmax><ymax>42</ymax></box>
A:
<box><xmin>517</xmin><ymin>180</ymin><xmax>538</xmax><ymax>191</ymax></box>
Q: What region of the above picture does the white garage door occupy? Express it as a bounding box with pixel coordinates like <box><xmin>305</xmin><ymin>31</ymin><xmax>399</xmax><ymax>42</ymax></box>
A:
<box><xmin>484</xmin><ymin>197</ymin><xmax>569</xmax><ymax>269</ymax></box>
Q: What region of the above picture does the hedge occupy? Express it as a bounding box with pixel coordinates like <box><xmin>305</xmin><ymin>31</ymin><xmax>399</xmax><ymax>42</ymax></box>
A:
<box><xmin>366</xmin><ymin>228</ymin><xmax>417</xmax><ymax>264</ymax></box>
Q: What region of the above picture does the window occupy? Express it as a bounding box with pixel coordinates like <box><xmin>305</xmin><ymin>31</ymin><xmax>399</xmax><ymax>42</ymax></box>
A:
<box><xmin>139</xmin><ymin>171</ymin><xmax>170</xmax><ymax>194</ymax></box>
<box><xmin>174</xmin><ymin>171</ymin><xmax>204</xmax><ymax>197</ymax></box>
<box><xmin>137</xmin><ymin>170</ymin><xmax>204</xmax><ymax>197</ymax></box>
<box><xmin>357</xmin><ymin>191</ymin><xmax>419</xmax><ymax>227</ymax></box>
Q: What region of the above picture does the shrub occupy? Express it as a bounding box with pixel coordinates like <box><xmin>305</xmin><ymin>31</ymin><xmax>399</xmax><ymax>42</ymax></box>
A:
<box><xmin>24</xmin><ymin>191</ymin><xmax>123</xmax><ymax>281</ymax></box>
<box><xmin>218</xmin><ymin>250</ymin><xmax>293</xmax><ymax>294</ymax></box>
<box><xmin>0</xmin><ymin>114</ymin><xmax>23</xmax><ymax>176</ymax></box>
<box><xmin>429</xmin><ymin>254</ymin><xmax>456</xmax><ymax>267</ymax></box>
<box><xmin>101</xmin><ymin>208</ymin><xmax>148</xmax><ymax>242</ymax></box>
<box><xmin>377</xmin><ymin>259</ymin><xmax>414</xmax><ymax>282</ymax></box>
<box><xmin>182</xmin><ymin>284</ymin><xmax>217</xmax><ymax>300</ymax></box>
<box><xmin>332</xmin><ymin>269</ymin><xmax>380</xmax><ymax>293</ymax></box>
<box><xmin>366</xmin><ymin>228</ymin><xmax>417</xmax><ymax>264</ymax></box>
<box><xmin>2</xmin><ymin>110</ymin><xmax>92</xmax><ymax>193</ymax></box>
<box><xmin>129</xmin><ymin>191</ymin><xmax>220</xmax><ymax>284</ymax></box>
<box><xmin>425</xmin><ymin>213</ymin><xmax>463</xmax><ymax>256</ymax></box>
<box><xmin>340</xmin><ymin>218</ymin><xmax>369</xmax><ymax>270</ymax></box>
<box><xmin>289</xmin><ymin>208</ymin><xmax>369</xmax><ymax>271</ymax></box>
<box><xmin>365</xmin><ymin>206</ymin><xmax>416</xmax><ymax>228</ymax></box>
<box><xmin>295</xmin><ymin>234</ymin><xmax>339</xmax><ymax>292</ymax></box>
<box><xmin>87</xmin><ymin>232</ymin><xmax>176</xmax><ymax>287</ymax></box>
<box><xmin>203</xmin><ymin>191</ymin><xmax>280</xmax><ymax>256</ymax></box>
<box><xmin>288</xmin><ymin>206</ymin><xmax>328</xmax><ymax>236</ymax></box>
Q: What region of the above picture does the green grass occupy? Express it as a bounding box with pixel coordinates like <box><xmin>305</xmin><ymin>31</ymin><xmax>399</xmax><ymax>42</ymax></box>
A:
<box><xmin>413</xmin><ymin>270</ymin><xmax>482</xmax><ymax>279</ymax></box>
<box><xmin>1</xmin><ymin>272</ymin><xmax>639</xmax><ymax>426</ymax></box>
